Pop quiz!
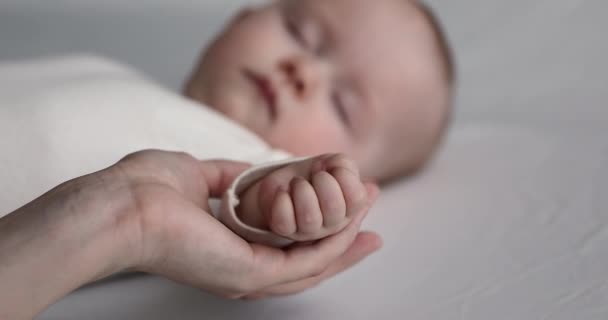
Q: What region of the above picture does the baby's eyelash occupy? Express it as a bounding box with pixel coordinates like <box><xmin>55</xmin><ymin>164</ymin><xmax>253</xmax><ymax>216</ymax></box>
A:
<box><xmin>284</xmin><ymin>18</ymin><xmax>305</xmax><ymax>46</ymax></box>
<box><xmin>331</xmin><ymin>92</ymin><xmax>350</xmax><ymax>127</ymax></box>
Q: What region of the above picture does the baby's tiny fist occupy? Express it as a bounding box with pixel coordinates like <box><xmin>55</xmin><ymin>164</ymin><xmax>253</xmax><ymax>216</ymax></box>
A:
<box><xmin>238</xmin><ymin>154</ymin><xmax>369</xmax><ymax>243</ymax></box>
<box><xmin>268</xmin><ymin>154</ymin><xmax>367</xmax><ymax>242</ymax></box>
<box><xmin>268</xmin><ymin>187</ymin><xmax>296</xmax><ymax>236</ymax></box>
<box><xmin>287</xmin><ymin>176</ymin><xmax>324</xmax><ymax>236</ymax></box>
<box><xmin>310</xmin><ymin>170</ymin><xmax>347</xmax><ymax>229</ymax></box>
<box><xmin>312</xmin><ymin>154</ymin><xmax>368</xmax><ymax>222</ymax></box>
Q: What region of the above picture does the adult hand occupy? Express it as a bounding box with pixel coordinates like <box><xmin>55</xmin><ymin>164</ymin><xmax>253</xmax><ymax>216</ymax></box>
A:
<box><xmin>112</xmin><ymin>150</ymin><xmax>383</xmax><ymax>298</ymax></box>
<box><xmin>0</xmin><ymin>150</ymin><xmax>382</xmax><ymax>319</ymax></box>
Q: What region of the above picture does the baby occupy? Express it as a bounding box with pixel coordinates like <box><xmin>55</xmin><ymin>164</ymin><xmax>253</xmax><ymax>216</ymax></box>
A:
<box><xmin>0</xmin><ymin>0</ymin><xmax>453</xmax><ymax>247</ymax></box>
<box><xmin>188</xmin><ymin>0</ymin><xmax>455</xmax><ymax>243</ymax></box>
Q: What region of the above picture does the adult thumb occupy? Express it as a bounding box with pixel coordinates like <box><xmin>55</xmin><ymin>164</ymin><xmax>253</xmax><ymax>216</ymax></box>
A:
<box><xmin>198</xmin><ymin>159</ymin><xmax>251</xmax><ymax>198</ymax></box>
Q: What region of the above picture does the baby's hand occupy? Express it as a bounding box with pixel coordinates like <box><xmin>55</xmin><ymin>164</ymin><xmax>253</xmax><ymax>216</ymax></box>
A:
<box><xmin>237</xmin><ymin>154</ymin><xmax>371</xmax><ymax>242</ymax></box>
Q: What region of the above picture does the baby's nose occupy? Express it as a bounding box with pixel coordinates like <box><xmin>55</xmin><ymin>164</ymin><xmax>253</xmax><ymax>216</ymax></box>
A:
<box><xmin>278</xmin><ymin>57</ymin><xmax>319</xmax><ymax>100</ymax></box>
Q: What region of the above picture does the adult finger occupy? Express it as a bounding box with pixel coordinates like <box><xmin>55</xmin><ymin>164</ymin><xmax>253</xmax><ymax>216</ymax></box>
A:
<box><xmin>244</xmin><ymin>231</ymin><xmax>382</xmax><ymax>299</ymax></box>
<box><xmin>198</xmin><ymin>160</ymin><xmax>251</xmax><ymax>198</ymax></box>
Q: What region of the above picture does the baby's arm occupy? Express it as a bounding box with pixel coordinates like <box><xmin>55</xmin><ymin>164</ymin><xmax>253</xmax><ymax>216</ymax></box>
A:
<box><xmin>235</xmin><ymin>154</ymin><xmax>369</xmax><ymax>242</ymax></box>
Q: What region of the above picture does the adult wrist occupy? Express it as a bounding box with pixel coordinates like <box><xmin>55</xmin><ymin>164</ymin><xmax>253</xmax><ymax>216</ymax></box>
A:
<box><xmin>68</xmin><ymin>169</ymin><xmax>145</xmax><ymax>279</ymax></box>
<box><xmin>0</xmin><ymin>170</ymin><xmax>138</xmax><ymax>319</ymax></box>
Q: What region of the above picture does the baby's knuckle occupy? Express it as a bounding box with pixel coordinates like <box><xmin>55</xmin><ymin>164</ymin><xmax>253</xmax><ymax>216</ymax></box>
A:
<box><xmin>260</xmin><ymin>175</ymin><xmax>281</xmax><ymax>190</ymax></box>
<box><xmin>298</xmin><ymin>218</ymin><xmax>315</xmax><ymax>232</ymax></box>
<box><xmin>348</xmin><ymin>188</ymin><xmax>367</xmax><ymax>208</ymax></box>
<box><xmin>312</xmin><ymin>158</ymin><xmax>327</xmax><ymax>173</ymax></box>
<box><xmin>323</xmin><ymin>199</ymin><xmax>345</xmax><ymax>217</ymax></box>
<box><xmin>333</xmin><ymin>169</ymin><xmax>359</xmax><ymax>187</ymax></box>
<box><xmin>271</xmin><ymin>219</ymin><xmax>294</xmax><ymax>236</ymax></box>
<box><xmin>304</xmin><ymin>209</ymin><xmax>323</xmax><ymax>225</ymax></box>
<box><xmin>333</xmin><ymin>154</ymin><xmax>356</xmax><ymax>167</ymax></box>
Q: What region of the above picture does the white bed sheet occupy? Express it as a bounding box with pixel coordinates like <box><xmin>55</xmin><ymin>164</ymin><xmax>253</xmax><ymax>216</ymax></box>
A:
<box><xmin>0</xmin><ymin>0</ymin><xmax>606</xmax><ymax>319</ymax></box>
<box><xmin>38</xmin><ymin>121</ymin><xmax>608</xmax><ymax>320</ymax></box>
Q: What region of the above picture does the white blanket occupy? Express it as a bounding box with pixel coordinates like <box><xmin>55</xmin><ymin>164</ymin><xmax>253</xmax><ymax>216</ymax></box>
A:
<box><xmin>0</xmin><ymin>55</ymin><xmax>296</xmax><ymax>245</ymax></box>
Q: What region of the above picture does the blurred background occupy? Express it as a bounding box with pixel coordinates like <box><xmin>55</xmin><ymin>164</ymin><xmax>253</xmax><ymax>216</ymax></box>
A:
<box><xmin>1</xmin><ymin>1</ymin><xmax>607</xmax><ymax>319</ymax></box>
<box><xmin>1</xmin><ymin>0</ymin><xmax>606</xmax><ymax>125</ymax></box>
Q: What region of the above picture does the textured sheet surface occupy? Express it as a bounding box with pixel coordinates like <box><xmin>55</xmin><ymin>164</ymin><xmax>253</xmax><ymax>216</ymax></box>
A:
<box><xmin>1</xmin><ymin>0</ymin><xmax>606</xmax><ymax>319</ymax></box>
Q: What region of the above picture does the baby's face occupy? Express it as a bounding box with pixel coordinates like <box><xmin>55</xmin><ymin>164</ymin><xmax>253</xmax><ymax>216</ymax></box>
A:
<box><xmin>186</xmin><ymin>0</ymin><xmax>448</xmax><ymax>179</ymax></box>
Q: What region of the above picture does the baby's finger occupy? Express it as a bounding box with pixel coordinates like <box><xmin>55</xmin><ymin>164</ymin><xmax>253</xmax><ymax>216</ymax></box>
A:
<box><xmin>269</xmin><ymin>190</ymin><xmax>297</xmax><ymax>236</ymax></box>
<box><xmin>291</xmin><ymin>177</ymin><xmax>323</xmax><ymax>235</ymax></box>
<box><xmin>364</xmin><ymin>182</ymin><xmax>381</xmax><ymax>205</ymax></box>
<box><xmin>312</xmin><ymin>171</ymin><xmax>347</xmax><ymax>229</ymax></box>
<box><xmin>310</xmin><ymin>154</ymin><xmax>338</xmax><ymax>175</ymax></box>
<box><xmin>322</xmin><ymin>154</ymin><xmax>360</xmax><ymax>179</ymax></box>
<box><xmin>331</xmin><ymin>168</ymin><xmax>367</xmax><ymax>218</ymax></box>
<box><xmin>256</xmin><ymin>158</ymin><xmax>317</xmax><ymax>211</ymax></box>
<box><xmin>257</xmin><ymin>177</ymin><xmax>289</xmax><ymax>222</ymax></box>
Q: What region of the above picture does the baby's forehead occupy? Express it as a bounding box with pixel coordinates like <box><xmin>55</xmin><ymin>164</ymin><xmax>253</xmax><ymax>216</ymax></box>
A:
<box><xmin>276</xmin><ymin>0</ymin><xmax>434</xmax><ymax>86</ymax></box>
<box><xmin>319</xmin><ymin>2</ymin><xmax>440</xmax><ymax>116</ymax></box>
<box><xmin>291</xmin><ymin>0</ymin><xmax>437</xmax><ymax>81</ymax></box>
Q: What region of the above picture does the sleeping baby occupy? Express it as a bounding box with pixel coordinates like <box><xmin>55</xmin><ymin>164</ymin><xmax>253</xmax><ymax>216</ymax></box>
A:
<box><xmin>188</xmin><ymin>0</ymin><xmax>454</xmax><ymax>244</ymax></box>
<box><xmin>0</xmin><ymin>0</ymin><xmax>454</xmax><ymax>246</ymax></box>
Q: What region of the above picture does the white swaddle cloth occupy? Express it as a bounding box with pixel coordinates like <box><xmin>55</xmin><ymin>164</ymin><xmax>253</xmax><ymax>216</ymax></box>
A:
<box><xmin>0</xmin><ymin>55</ymin><xmax>303</xmax><ymax>246</ymax></box>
